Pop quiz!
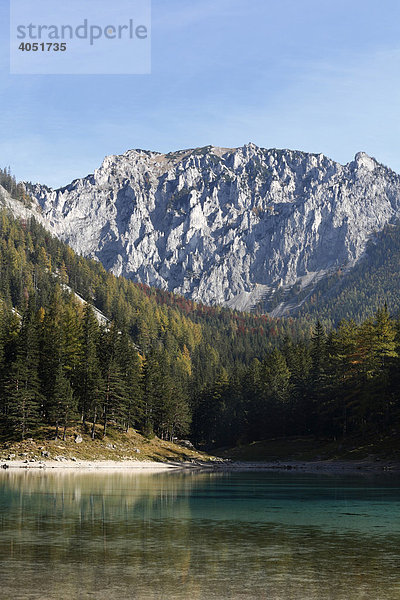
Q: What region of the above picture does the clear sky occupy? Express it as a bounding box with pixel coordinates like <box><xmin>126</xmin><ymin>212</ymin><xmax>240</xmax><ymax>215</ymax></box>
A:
<box><xmin>1</xmin><ymin>0</ymin><xmax>400</xmax><ymax>188</ymax></box>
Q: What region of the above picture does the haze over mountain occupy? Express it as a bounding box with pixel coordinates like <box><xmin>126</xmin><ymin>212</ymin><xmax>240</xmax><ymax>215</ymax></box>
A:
<box><xmin>3</xmin><ymin>143</ymin><xmax>400</xmax><ymax>315</ymax></box>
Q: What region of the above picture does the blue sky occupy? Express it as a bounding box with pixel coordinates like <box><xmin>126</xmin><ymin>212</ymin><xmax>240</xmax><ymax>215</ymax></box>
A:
<box><xmin>1</xmin><ymin>0</ymin><xmax>400</xmax><ymax>188</ymax></box>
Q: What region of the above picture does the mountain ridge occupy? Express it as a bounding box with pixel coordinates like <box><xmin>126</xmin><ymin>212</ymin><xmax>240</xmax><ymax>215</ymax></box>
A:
<box><xmin>3</xmin><ymin>143</ymin><xmax>400</xmax><ymax>314</ymax></box>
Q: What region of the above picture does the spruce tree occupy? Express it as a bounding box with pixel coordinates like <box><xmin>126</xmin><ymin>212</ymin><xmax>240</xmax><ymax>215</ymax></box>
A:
<box><xmin>328</xmin><ymin>319</ymin><xmax>359</xmax><ymax>438</ymax></box>
<box><xmin>100</xmin><ymin>322</ymin><xmax>127</xmax><ymax>437</ymax></box>
<box><xmin>116</xmin><ymin>329</ymin><xmax>142</xmax><ymax>432</ymax></box>
<box><xmin>360</xmin><ymin>306</ymin><xmax>398</xmax><ymax>428</ymax></box>
<box><xmin>51</xmin><ymin>361</ymin><xmax>78</xmax><ymax>439</ymax></box>
<box><xmin>141</xmin><ymin>350</ymin><xmax>164</xmax><ymax>437</ymax></box>
<box><xmin>309</xmin><ymin>320</ymin><xmax>328</xmax><ymax>435</ymax></box>
<box><xmin>259</xmin><ymin>349</ymin><xmax>290</xmax><ymax>437</ymax></box>
<box><xmin>6</xmin><ymin>301</ymin><xmax>42</xmax><ymax>439</ymax></box>
<box><xmin>77</xmin><ymin>305</ymin><xmax>103</xmax><ymax>439</ymax></box>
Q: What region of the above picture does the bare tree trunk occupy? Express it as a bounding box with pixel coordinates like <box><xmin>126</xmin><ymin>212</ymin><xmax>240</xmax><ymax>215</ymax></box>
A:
<box><xmin>63</xmin><ymin>412</ymin><xmax>67</xmax><ymax>441</ymax></box>
<box><xmin>103</xmin><ymin>411</ymin><xmax>108</xmax><ymax>437</ymax></box>
<box><xmin>21</xmin><ymin>396</ymin><xmax>26</xmax><ymax>441</ymax></box>
<box><xmin>91</xmin><ymin>407</ymin><xmax>97</xmax><ymax>440</ymax></box>
<box><xmin>103</xmin><ymin>380</ymin><xmax>110</xmax><ymax>438</ymax></box>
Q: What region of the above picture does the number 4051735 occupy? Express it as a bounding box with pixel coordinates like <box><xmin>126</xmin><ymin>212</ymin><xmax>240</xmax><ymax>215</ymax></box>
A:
<box><xmin>18</xmin><ymin>42</ymin><xmax>67</xmax><ymax>51</ymax></box>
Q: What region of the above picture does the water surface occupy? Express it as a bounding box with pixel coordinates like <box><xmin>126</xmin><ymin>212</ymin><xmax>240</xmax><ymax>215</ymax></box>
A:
<box><xmin>1</xmin><ymin>470</ymin><xmax>399</xmax><ymax>599</ymax></box>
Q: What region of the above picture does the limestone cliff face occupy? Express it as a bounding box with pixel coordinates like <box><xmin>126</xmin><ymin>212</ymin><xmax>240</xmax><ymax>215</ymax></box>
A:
<box><xmin>28</xmin><ymin>144</ymin><xmax>400</xmax><ymax>310</ymax></box>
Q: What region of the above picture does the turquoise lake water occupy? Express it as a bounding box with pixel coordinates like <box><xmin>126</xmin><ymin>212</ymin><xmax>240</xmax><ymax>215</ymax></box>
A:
<box><xmin>0</xmin><ymin>469</ymin><xmax>399</xmax><ymax>599</ymax></box>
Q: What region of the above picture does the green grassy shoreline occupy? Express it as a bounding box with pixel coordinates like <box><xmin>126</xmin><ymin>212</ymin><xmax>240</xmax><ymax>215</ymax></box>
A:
<box><xmin>0</xmin><ymin>425</ymin><xmax>214</xmax><ymax>463</ymax></box>
<box><xmin>2</xmin><ymin>428</ymin><xmax>399</xmax><ymax>468</ymax></box>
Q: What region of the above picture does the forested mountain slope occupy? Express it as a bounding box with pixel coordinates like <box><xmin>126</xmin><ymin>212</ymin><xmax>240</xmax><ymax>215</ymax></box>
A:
<box><xmin>0</xmin><ymin>207</ymin><xmax>399</xmax><ymax>454</ymax></box>
<box><xmin>256</xmin><ymin>224</ymin><xmax>400</xmax><ymax>325</ymax></box>
<box><xmin>0</xmin><ymin>208</ymin><xmax>308</xmax><ymax>442</ymax></box>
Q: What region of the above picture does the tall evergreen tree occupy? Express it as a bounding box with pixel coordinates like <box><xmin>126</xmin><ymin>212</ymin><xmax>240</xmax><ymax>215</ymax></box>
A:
<box><xmin>116</xmin><ymin>329</ymin><xmax>142</xmax><ymax>432</ymax></box>
<box><xmin>39</xmin><ymin>286</ymin><xmax>65</xmax><ymax>432</ymax></box>
<box><xmin>140</xmin><ymin>350</ymin><xmax>163</xmax><ymax>437</ymax></box>
<box><xmin>259</xmin><ymin>349</ymin><xmax>291</xmax><ymax>437</ymax></box>
<box><xmin>48</xmin><ymin>361</ymin><xmax>78</xmax><ymax>440</ymax></box>
<box><xmin>325</xmin><ymin>320</ymin><xmax>358</xmax><ymax>438</ymax></box>
<box><xmin>100</xmin><ymin>323</ymin><xmax>128</xmax><ymax>437</ymax></box>
<box><xmin>6</xmin><ymin>301</ymin><xmax>42</xmax><ymax>439</ymax></box>
<box><xmin>77</xmin><ymin>305</ymin><xmax>103</xmax><ymax>438</ymax></box>
<box><xmin>308</xmin><ymin>320</ymin><xmax>328</xmax><ymax>435</ymax></box>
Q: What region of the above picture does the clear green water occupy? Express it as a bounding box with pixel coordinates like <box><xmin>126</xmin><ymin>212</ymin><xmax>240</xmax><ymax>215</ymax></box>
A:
<box><xmin>1</xmin><ymin>470</ymin><xmax>400</xmax><ymax>599</ymax></box>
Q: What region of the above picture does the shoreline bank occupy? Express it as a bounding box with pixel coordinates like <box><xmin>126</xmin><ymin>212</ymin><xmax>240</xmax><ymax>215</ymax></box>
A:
<box><xmin>1</xmin><ymin>457</ymin><xmax>400</xmax><ymax>474</ymax></box>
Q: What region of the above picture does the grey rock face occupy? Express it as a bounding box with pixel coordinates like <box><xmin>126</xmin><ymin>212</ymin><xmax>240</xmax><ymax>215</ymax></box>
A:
<box><xmin>27</xmin><ymin>144</ymin><xmax>400</xmax><ymax>310</ymax></box>
<box><xmin>0</xmin><ymin>183</ymin><xmax>43</xmax><ymax>223</ymax></box>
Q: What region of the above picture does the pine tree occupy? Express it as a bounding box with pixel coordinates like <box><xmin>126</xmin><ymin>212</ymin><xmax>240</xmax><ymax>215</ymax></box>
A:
<box><xmin>308</xmin><ymin>320</ymin><xmax>328</xmax><ymax>435</ymax></box>
<box><xmin>328</xmin><ymin>319</ymin><xmax>359</xmax><ymax>438</ymax></box>
<box><xmin>116</xmin><ymin>329</ymin><xmax>142</xmax><ymax>432</ymax></box>
<box><xmin>77</xmin><ymin>305</ymin><xmax>103</xmax><ymax>439</ymax></box>
<box><xmin>160</xmin><ymin>378</ymin><xmax>191</xmax><ymax>441</ymax></box>
<box><xmin>100</xmin><ymin>323</ymin><xmax>128</xmax><ymax>437</ymax></box>
<box><xmin>102</xmin><ymin>359</ymin><xmax>126</xmax><ymax>437</ymax></box>
<box><xmin>39</xmin><ymin>287</ymin><xmax>61</xmax><ymax>409</ymax></box>
<box><xmin>141</xmin><ymin>349</ymin><xmax>164</xmax><ymax>437</ymax></box>
<box><xmin>6</xmin><ymin>301</ymin><xmax>42</xmax><ymax>439</ymax></box>
<box><xmin>259</xmin><ymin>349</ymin><xmax>290</xmax><ymax>437</ymax></box>
<box><xmin>284</xmin><ymin>342</ymin><xmax>312</xmax><ymax>435</ymax></box>
<box><xmin>62</xmin><ymin>300</ymin><xmax>82</xmax><ymax>379</ymax></box>
<box><xmin>359</xmin><ymin>306</ymin><xmax>398</xmax><ymax>429</ymax></box>
<box><xmin>196</xmin><ymin>368</ymin><xmax>230</xmax><ymax>446</ymax></box>
<box><xmin>368</xmin><ymin>305</ymin><xmax>397</xmax><ymax>375</ymax></box>
<box><xmin>311</xmin><ymin>321</ymin><xmax>326</xmax><ymax>378</ymax></box>
<box><xmin>50</xmin><ymin>361</ymin><xmax>78</xmax><ymax>439</ymax></box>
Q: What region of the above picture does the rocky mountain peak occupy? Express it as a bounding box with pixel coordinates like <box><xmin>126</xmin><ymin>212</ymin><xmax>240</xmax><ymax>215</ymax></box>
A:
<box><xmin>20</xmin><ymin>145</ymin><xmax>400</xmax><ymax>312</ymax></box>
<box><xmin>352</xmin><ymin>151</ymin><xmax>377</xmax><ymax>172</ymax></box>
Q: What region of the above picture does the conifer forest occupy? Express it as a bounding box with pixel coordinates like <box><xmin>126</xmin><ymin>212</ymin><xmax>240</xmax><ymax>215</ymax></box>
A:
<box><xmin>1</xmin><ymin>209</ymin><xmax>399</xmax><ymax>449</ymax></box>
